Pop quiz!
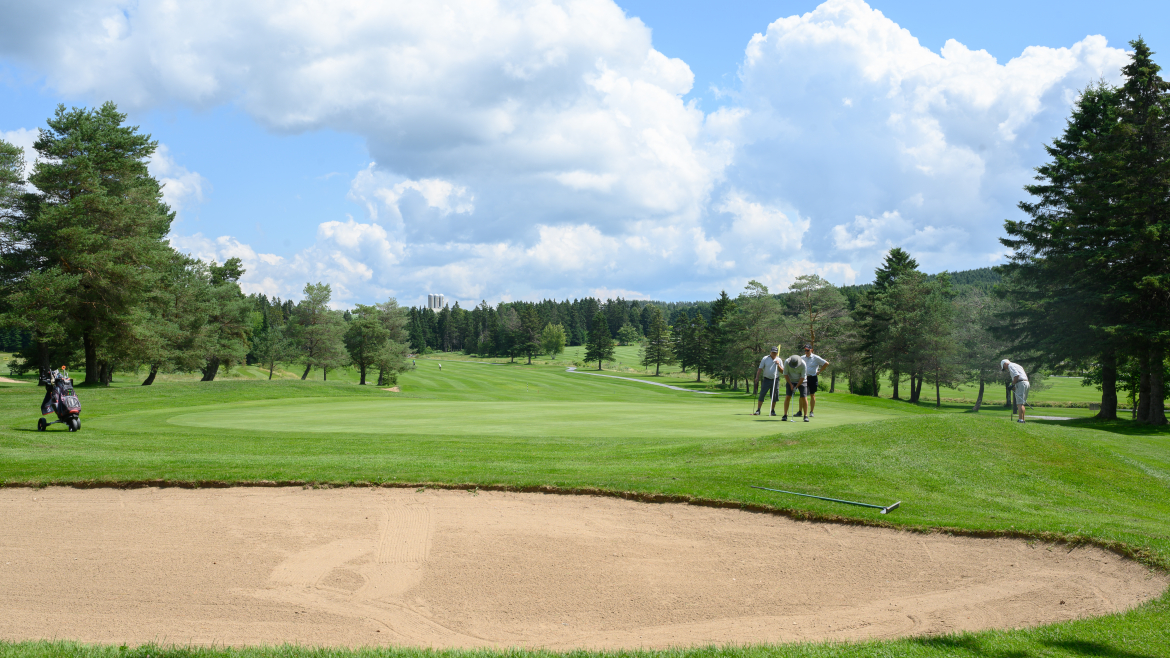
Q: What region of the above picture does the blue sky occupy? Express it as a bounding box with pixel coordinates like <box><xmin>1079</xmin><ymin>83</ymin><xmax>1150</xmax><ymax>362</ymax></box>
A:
<box><xmin>1</xmin><ymin>0</ymin><xmax>1165</xmax><ymax>307</ymax></box>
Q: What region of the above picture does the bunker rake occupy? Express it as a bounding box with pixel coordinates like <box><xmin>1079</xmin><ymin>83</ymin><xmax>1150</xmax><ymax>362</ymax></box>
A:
<box><xmin>751</xmin><ymin>485</ymin><xmax>901</xmax><ymax>514</ymax></box>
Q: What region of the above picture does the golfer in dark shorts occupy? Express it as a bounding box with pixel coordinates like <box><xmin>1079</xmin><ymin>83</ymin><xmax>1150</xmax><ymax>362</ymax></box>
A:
<box><xmin>794</xmin><ymin>344</ymin><xmax>828</xmax><ymax>418</ymax></box>
<box><xmin>781</xmin><ymin>355</ymin><xmax>809</xmax><ymax>422</ymax></box>
<box><xmin>753</xmin><ymin>346</ymin><xmax>782</xmax><ymax>416</ymax></box>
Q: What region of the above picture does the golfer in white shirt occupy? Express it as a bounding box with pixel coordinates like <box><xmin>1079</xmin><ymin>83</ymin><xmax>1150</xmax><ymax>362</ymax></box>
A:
<box><xmin>753</xmin><ymin>346</ymin><xmax>782</xmax><ymax>416</ymax></box>
<box><xmin>794</xmin><ymin>344</ymin><xmax>829</xmax><ymax>419</ymax></box>
<box><xmin>1001</xmin><ymin>359</ymin><xmax>1029</xmax><ymax>423</ymax></box>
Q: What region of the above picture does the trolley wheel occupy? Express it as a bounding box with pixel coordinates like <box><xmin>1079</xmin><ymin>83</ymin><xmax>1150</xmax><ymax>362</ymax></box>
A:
<box><xmin>38</xmin><ymin>418</ymin><xmax>47</xmax><ymax>431</ymax></box>
<box><xmin>72</xmin><ymin>419</ymin><xmax>81</xmax><ymax>431</ymax></box>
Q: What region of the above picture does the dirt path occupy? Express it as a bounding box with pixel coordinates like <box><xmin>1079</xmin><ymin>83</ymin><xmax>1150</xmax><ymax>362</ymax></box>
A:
<box><xmin>0</xmin><ymin>488</ymin><xmax>1163</xmax><ymax>649</ymax></box>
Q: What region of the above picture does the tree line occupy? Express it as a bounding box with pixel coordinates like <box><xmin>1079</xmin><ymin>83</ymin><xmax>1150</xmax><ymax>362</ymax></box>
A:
<box><xmin>0</xmin><ymin>103</ymin><xmax>412</xmax><ymax>386</ymax></box>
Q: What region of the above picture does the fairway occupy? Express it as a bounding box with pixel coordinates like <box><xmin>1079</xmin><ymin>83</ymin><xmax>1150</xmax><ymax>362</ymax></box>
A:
<box><xmin>165</xmin><ymin>398</ymin><xmax>896</xmax><ymax>437</ymax></box>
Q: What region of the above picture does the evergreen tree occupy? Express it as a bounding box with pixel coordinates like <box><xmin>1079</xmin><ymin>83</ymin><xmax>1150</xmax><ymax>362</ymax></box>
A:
<box><xmin>518</xmin><ymin>305</ymin><xmax>543</xmax><ymax>363</ymax></box>
<box><xmin>584</xmin><ymin>310</ymin><xmax>615</xmax><ymax>370</ymax></box>
<box><xmin>639</xmin><ymin>306</ymin><xmax>675</xmax><ymax>375</ymax></box>
<box><xmin>345</xmin><ymin>304</ymin><xmax>391</xmax><ymax>384</ymax></box>
<box><xmin>136</xmin><ymin>253</ymin><xmax>215</xmax><ymax>385</ymax></box>
<box><xmin>3</xmin><ymin>104</ymin><xmax>175</xmax><ymax>384</ymax></box>
<box><xmin>198</xmin><ymin>258</ymin><xmax>251</xmax><ymax>381</ymax></box>
<box><xmin>706</xmin><ymin>290</ymin><xmax>736</xmax><ymax>384</ymax></box>
<box><xmin>725</xmin><ymin>281</ymin><xmax>783</xmax><ymax>393</ymax></box>
<box><xmin>1001</xmin><ymin>83</ymin><xmax>1125</xmax><ymax>419</ymax></box>
<box><xmin>291</xmin><ymin>283</ymin><xmax>347</xmax><ymax>380</ymax></box>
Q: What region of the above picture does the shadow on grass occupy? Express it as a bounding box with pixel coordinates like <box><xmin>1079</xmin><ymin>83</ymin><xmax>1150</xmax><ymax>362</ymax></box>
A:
<box><xmin>1041</xmin><ymin>639</ymin><xmax>1162</xmax><ymax>658</ymax></box>
<box><xmin>1042</xmin><ymin>417</ymin><xmax>1170</xmax><ymax>437</ymax></box>
<box><xmin>911</xmin><ymin>636</ymin><xmax>1160</xmax><ymax>658</ymax></box>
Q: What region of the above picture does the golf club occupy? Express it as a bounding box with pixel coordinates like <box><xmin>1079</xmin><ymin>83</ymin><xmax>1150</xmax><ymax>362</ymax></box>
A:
<box><xmin>751</xmin><ymin>485</ymin><xmax>901</xmax><ymax>514</ymax></box>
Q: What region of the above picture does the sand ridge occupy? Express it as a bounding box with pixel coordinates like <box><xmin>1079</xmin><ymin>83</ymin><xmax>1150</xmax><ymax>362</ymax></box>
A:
<box><xmin>0</xmin><ymin>487</ymin><xmax>1164</xmax><ymax>649</ymax></box>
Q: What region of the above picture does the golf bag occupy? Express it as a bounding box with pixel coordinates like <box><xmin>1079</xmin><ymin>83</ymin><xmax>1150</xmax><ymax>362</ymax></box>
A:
<box><xmin>39</xmin><ymin>369</ymin><xmax>81</xmax><ymax>432</ymax></box>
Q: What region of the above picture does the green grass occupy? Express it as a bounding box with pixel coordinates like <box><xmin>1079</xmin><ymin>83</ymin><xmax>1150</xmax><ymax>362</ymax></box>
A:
<box><xmin>1</xmin><ymin>358</ymin><xmax>1168</xmax><ymax>658</ymax></box>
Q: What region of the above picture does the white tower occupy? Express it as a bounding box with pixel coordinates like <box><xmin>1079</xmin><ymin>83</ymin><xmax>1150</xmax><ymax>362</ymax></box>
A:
<box><xmin>427</xmin><ymin>294</ymin><xmax>446</xmax><ymax>310</ymax></box>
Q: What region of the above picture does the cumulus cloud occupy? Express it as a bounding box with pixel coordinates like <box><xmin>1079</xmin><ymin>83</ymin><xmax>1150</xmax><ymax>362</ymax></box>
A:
<box><xmin>0</xmin><ymin>128</ymin><xmax>38</xmax><ymax>159</ymax></box>
<box><xmin>1</xmin><ymin>0</ymin><xmax>1136</xmax><ymax>303</ymax></box>
<box><xmin>732</xmin><ymin>0</ymin><xmax>1129</xmax><ymax>277</ymax></box>
<box><xmin>148</xmin><ymin>144</ymin><xmax>209</xmax><ymax>221</ymax></box>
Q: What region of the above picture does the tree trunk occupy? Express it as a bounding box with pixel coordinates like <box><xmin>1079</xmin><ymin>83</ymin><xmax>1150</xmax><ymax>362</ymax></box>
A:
<box><xmin>695</xmin><ymin>368</ymin><xmax>701</xmax><ymax>383</ymax></box>
<box><xmin>83</xmin><ymin>332</ymin><xmax>99</xmax><ymax>386</ymax></box>
<box><xmin>935</xmin><ymin>368</ymin><xmax>941</xmax><ymax>408</ymax></box>
<box><xmin>1006</xmin><ymin>382</ymin><xmax>1012</xmax><ymax>407</ymax></box>
<box><xmin>1136</xmin><ymin>349</ymin><xmax>1152</xmax><ymax>423</ymax></box>
<box><xmin>201</xmin><ymin>357</ymin><xmax>220</xmax><ymax>382</ymax></box>
<box><xmin>908</xmin><ymin>373</ymin><xmax>918</xmax><ymax>403</ymax></box>
<box><xmin>1144</xmin><ymin>345</ymin><xmax>1166</xmax><ymax>425</ymax></box>
<box><xmin>35</xmin><ymin>339</ymin><xmax>51</xmax><ymax>376</ymax></box>
<box><xmin>527</xmin><ymin>354</ymin><xmax>532</xmax><ymax>364</ymax></box>
<box><xmin>142</xmin><ymin>364</ymin><xmax>159</xmax><ymax>386</ymax></box>
<box><xmin>891</xmin><ymin>370</ymin><xmax>900</xmax><ymax>399</ymax></box>
<box><xmin>915</xmin><ymin>374</ymin><xmax>925</xmax><ymax>403</ymax></box>
<box><xmin>98</xmin><ymin>361</ymin><xmax>112</xmax><ymax>386</ymax></box>
<box><xmin>1096</xmin><ymin>350</ymin><xmax>1119</xmax><ymax>420</ymax></box>
<box><xmin>973</xmin><ymin>378</ymin><xmax>985</xmax><ymax>412</ymax></box>
<box><xmin>829</xmin><ymin>371</ymin><xmax>836</xmax><ymax>393</ymax></box>
<box><xmin>870</xmin><ymin>365</ymin><xmax>878</xmax><ymax>397</ymax></box>
<box><xmin>359</xmin><ymin>364</ymin><xmax>367</xmax><ymax>385</ymax></box>
<box><xmin>301</xmin><ymin>364</ymin><xmax>312</xmax><ymax>380</ymax></box>
<box><xmin>655</xmin><ymin>362</ymin><xmax>660</xmax><ymax>376</ymax></box>
<box><xmin>268</xmin><ymin>361</ymin><xmax>275</xmax><ymax>380</ymax></box>
<box><xmin>323</xmin><ymin>367</ymin><xmax>328</xmax><ymax>381</ymax></box>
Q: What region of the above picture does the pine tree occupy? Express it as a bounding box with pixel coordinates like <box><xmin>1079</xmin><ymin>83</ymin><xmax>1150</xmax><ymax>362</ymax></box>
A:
<box><xmin>345</xmin><ymin>304</ymin><xmax>391</xmax><ymax>385</ymax></box>
<box><xmin>198</xmin><ymin>259</ymin><xmax>251</xmax><ymax>381</ymax></box>
<box><xmin>584</xmin><ymin>310</ymin><xmax>615</xmax><ymax>370</ymax></box>
<box><xmin>291</xmin><ymin>283</ymin><xmax>347</xmax><ymax>380</ymax></box>
<box><xmin>5</xmin><ymin>104</ymin><xmax>175</xmax><ymax>384</ymax></box>
<box><xmin>639</xmin><ymin>306</ymin><xmax>675</xmax><ymax>376</ymax></box>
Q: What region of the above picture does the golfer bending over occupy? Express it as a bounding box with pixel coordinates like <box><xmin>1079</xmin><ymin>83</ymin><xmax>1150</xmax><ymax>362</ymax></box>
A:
<box><xmin>1001</xmin><ymin>359</ymin><xmax>1029</xmax><ymax>423</ymax></box>
<box><xmin>794</xmin><ymin>344</ymin><xmax>828</xmax><ymax>418</ymax></box>
<box><xmin>753</xmin><ymin>346</ymin><xmax>782</xmax><ymax>416</ymax></box>
<box><xmin>781</xmin><ymin>354</ymin><xmax>809</xmax><ymax>422</ymax></box>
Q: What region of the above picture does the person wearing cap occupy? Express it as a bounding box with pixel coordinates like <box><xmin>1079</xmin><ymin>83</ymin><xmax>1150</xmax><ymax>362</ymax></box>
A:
<box><xmin>794</xmin><ymin>344</ymin><xmax>828</xmax><ymax>419</ymax></box>
<box><xmin>753</xmin><ymin>346</ymin><xmax>782</xmax><ymax>416</ymax></box>
<box><xmin>781</xmin><ymin>354</ymin><xmax>809</xmax><ymax>422</ymax></box>
<box><xmin>1001</xmin><ymin>358</ymin><xmax>1029</xmax><ymax>423</ymax></box>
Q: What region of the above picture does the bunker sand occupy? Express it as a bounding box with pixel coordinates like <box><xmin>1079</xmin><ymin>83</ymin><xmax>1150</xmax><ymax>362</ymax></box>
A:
<box><xmin>0</xmin><ymin>488</ymin><xmax>1164</xmax><ymax>650</ymax></box>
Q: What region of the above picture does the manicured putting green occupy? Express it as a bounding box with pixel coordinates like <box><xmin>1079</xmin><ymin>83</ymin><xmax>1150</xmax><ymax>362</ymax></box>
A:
<box><xmin>166</xmin><ymin>397</ymin><xmax>897</xmax><ymax>437</ymax></box>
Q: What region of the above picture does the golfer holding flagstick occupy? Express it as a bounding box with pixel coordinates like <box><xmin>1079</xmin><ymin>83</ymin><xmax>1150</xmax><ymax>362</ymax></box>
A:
<box><xmin>753</xmin><ymin>346</ymin><xmax>783</xmax><ymax>416</ymax></box>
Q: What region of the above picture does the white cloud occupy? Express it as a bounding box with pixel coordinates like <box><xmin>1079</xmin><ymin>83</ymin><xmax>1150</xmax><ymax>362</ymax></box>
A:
<box><xmin>148</xmin><ymin>144</ymin><xmax>208</xmax><ymax>221</ymax></box>
<box><xmin>3</xmin><ymin>0</ymin><xmax>1136</xmax><ymax>302</ymax></box>
<box><xmin>733</xmin><ymin>0</ymin><xmax>1129</xmax><ymax>276</ymax></box>
<box><xmin>0</xmin><ymin>128</ymin><xmax>38</xmax><ymax>159</ymax></box>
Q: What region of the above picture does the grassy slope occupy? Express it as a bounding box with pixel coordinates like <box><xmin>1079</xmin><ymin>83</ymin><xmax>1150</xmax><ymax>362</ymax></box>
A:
<box><xmin>1</xmin><ymin>360</ymin><xmax>1168</xmax><ymax>658</ymax></box>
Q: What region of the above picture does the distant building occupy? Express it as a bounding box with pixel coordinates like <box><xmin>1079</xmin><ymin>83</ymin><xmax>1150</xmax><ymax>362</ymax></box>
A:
<box><xmin>426</xmin><ymin>294</ymin><xmax>447</xmax><ymax>311</ymax></box>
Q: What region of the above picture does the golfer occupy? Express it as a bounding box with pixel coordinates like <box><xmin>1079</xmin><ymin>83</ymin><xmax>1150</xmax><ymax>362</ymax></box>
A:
<box><xmin>753</xmin><ymin>346</ymin><xmax>782</xmax><ymax>416</ymax></box>
<box><xmin>1001</xmin><ymin>359</ymin><xmax>1029</xmax><ymax>423</ymax></box>
<box><xmin>781</xmin><ymin>354</ymin><xmax>809</xmax><ymax>422</ymax></box>
<box><xmin>794</xmin><ymin>344</ymin><xmax>828</xmax><ymax>419</ymax></box>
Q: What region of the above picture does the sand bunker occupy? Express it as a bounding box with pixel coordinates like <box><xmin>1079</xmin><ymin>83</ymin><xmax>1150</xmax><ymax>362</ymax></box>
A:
<box><xmin>0</xmin><ymin>487</ymin><xmax>1164</xmax><ymax>649</ymax></box>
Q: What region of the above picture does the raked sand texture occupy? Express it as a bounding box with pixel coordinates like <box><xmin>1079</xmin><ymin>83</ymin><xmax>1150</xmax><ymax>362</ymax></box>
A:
<box><xmin>0</xmin><ymin>487</ymin><xmax>1164</xmax><ymax>649</ymax></box>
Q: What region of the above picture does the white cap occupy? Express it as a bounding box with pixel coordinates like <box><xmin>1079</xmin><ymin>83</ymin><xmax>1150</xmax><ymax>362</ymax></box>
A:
<box><xmin>1000</xmin><ymin>359</ymin><xmax>1010</xmax><ymax>369</ymax></box>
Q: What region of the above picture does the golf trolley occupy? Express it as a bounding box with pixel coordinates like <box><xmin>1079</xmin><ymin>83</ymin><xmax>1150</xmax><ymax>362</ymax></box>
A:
<box><xmin>38</xmin><ymin>369</ymin><xmax>81</xmax><ymax>432</ymax></box>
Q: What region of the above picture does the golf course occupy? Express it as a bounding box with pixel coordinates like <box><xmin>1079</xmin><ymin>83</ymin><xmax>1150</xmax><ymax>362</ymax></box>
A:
<box><xmin>2</xmin><ymin>357</ymin><xmax>1169</xmax><ymax>658</ymax></box>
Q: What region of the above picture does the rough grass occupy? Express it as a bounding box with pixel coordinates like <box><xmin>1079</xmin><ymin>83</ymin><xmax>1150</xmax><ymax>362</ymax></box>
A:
<box><xmin>1</xmin><ymin>358</ymin><xmax>1168</xmax><ymax>658</ymax></box>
